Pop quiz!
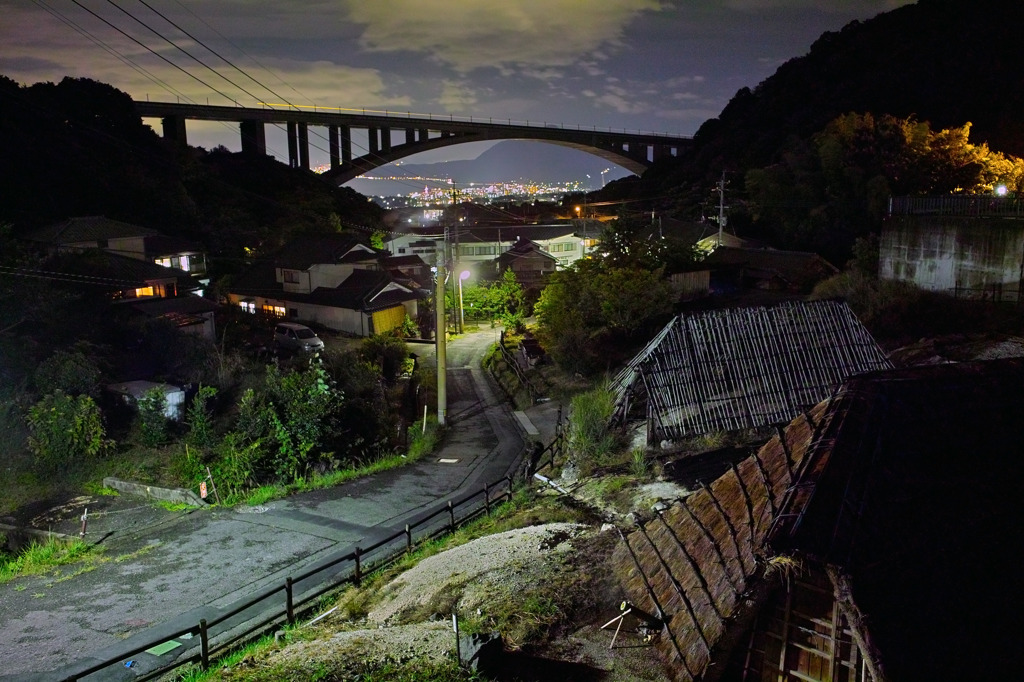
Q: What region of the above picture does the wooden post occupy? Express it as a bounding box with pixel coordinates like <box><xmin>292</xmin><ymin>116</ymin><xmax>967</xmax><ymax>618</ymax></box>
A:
<box><xmin>200</xmin><ymin>619</ymin><xmax>209</xmax><ymax>670</ymax></box>
<box><xmin>405</xmin><ymin>524</ymin><xmax>412</xmax><ymax>552</ymax></box>
<box><xmin>79</xmin><ymin>507</ymin><xmax>88</xmax><ymax>539</ymax></box>
<box><xmin>448</xmin><ymin>500</ymin><xmax>455</xmax><ymax>531</ymax></box>
<box><xmin>354</xmin><ymin>547</ymin><xmax>362</xmax><ymax>586</ymax></box>
<box><xmin>286</xmin><ymin>577</ymin><xmax>295</xmax><ymax>625</ymax></box>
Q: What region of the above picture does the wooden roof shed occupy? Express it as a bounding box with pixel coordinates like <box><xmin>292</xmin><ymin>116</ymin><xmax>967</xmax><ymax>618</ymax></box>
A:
<box><xmin>611</xmin><ymin>300</ymin><xmax>892</xmax><ymax>443</ymax></box>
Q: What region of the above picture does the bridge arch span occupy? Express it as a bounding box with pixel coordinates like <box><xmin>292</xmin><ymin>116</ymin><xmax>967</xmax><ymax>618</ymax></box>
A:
<box><xmin>134</xmin><ymin>101</ymin><xmax>691</xmax><ymax>185</ymax></box>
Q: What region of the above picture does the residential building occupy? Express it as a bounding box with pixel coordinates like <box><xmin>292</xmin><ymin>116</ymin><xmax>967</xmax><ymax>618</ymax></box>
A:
<box><xmin>227</xmin><ymin>234</ymin><xmax>422</xmax><ymax>336</ymax></box>
<box><xmin>387</xmin><ymin>223</ymin><xmax>586</xmax><ymax>269</ymax></box>
<box><xmin>26</xmin><ymin>216</ymin><xmax>208</xmax><ymax>282</ymax></box>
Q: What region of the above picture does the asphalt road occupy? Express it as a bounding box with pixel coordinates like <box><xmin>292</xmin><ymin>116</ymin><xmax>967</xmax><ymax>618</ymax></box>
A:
<box><xmin>0</xmin><ymin>327</ymin><xmax>530</xmax><ymax>681</ymax></box>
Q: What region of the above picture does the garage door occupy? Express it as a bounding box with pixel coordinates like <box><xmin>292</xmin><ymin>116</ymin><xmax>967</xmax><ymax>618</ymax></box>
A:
<box><xmin>371</xmin><ymin>306</ymin><xmax>405</xmax><ymax>335</ymax></box>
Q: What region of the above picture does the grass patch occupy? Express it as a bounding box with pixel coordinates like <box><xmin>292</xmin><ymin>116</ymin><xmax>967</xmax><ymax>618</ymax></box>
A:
<box><xmin>0</xmin><ymin>536</ymin><xmax>97</xmax><ymax>584</ymax></box>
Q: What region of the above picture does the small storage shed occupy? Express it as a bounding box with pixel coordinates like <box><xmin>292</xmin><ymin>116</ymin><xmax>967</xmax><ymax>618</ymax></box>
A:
<box><xmin>106</xmin><ymin>380</ymin><xmax>185</xmax><ymax>420</ymax></box>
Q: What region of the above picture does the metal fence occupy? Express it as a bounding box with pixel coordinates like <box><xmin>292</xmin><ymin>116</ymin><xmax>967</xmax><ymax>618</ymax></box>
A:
<box><xmin>889</xmin><ymin>195</ymin><xmax>1024</xmax><ymax>217</ymax></box>
<box><xmin>58</xmin><ymin>473</ymin><xmax>523</xmax><ymax>682</ymax></box>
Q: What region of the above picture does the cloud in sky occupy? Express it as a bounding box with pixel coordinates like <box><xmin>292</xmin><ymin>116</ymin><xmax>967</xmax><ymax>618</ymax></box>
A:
<box><xmin>345</xmin><ymin>0</ymin><xmax>665</xmax><ymax>72</ymax></box>
<box><xmin>0</xmin><ymin>0</ymin><xmax>916</xmax><ymax>157</ymax></box>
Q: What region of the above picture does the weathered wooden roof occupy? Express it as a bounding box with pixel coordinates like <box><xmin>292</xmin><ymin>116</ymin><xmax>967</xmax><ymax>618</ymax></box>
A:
<box><xmin>611</xmin><ymin>299</ymin><xmax>891</xmax><ymax>441</ymax></box>
<box><xmin>613</xmin><ymin>358</ymin><xmax>1024</xmax><ymax>681</ymax></box>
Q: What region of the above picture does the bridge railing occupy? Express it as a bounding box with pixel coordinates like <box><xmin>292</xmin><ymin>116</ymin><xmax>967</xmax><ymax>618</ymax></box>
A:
<box><xmin>141</xmin><ymin>97</ymin><xmax>691</xmax><ymax>139</ymax></box>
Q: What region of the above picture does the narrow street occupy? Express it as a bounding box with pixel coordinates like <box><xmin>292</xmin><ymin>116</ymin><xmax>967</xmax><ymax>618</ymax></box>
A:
<box><xmin>0</xmin><ymin>328</ymin><xmax>541</xmax><ymax>681</ymax></box>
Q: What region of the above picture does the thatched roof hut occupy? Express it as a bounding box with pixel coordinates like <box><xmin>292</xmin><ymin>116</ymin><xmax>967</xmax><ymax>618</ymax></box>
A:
<box><xmin>613</xmin><ymin>358</ymin><xmax>1024</xmax><ymax>680</ymax></box>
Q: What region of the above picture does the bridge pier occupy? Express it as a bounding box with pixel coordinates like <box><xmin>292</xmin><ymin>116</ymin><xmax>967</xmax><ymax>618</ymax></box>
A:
<box><xmin>381</xmin><ymin>128</ymin><xmax>392</xmax><ymax>154</ymax></box>
<box><xmin>368</xmin><ymin>127</ymin><xmax>379</xmax><ymax>154</ymax></box>
<box><xmin>161</xmin><ymin>116</ymin><xmax>187</xmax><ymax>146</ymax></box>
<box><xmin>418</xmin><ymin>128</ymin><xmax>428</xmax><ymax>142</ymax></box>
<box><xmin>287</xmin><ymin>121</ymin><xmax>298</xmax><ymax>168</ymax></box>
<box><xmin>298</xmin><ymin>122</ymin><xmax>310</xmax><ymax>169</ymax></box>
<box><xmin>240</xmin><ymin>119</ymin><xmax>266</xmax><ymax>156</ymax></box>
<box><xmin>329</xmin><ymin>126</ymin><xmax>340</xmax><ymax>168</ymax></box>
<box><xmin>404</xmin><ymin>128</ymin><xmax>415</xmax><ymax>145</ymax></box>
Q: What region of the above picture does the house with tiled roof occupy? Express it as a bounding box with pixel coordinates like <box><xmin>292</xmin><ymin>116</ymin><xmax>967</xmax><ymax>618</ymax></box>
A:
<box><xmin>226</xmin><ymin>234</ymin><xmax>423</xmax><ymax>336</ymax></box>
<box><xmin>41</xmin><ymin>248</ymin><xmax>218</xmax><ymax>341</ymax></box>
<box><xmin>26</xmin><ymin>216</ymin><xmax>208</xmax><ymax>281</ymax></box>
<box><xmin>612</xmin><ymin>358</ymin><xmax>1024</xmax><ymax>680</ymax></box>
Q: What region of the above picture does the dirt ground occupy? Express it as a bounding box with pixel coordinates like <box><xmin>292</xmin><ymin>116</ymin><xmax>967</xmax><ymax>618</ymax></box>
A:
<box><xmin>217</xmin><ymin>522</ymin><xmax>670</xmax><ymax>681</ymax></box>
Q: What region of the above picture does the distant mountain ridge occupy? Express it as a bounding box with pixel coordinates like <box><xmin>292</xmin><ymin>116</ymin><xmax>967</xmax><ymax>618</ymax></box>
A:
<box><xmin>346</xmin><ymin>141</ymin><xmax>633</xmax><ymax>196</ymax></box>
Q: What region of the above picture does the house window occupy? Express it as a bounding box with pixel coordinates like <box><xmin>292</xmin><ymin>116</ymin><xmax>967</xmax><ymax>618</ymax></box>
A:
<box><xmin>398</xmin><ymin>248</ymin><xmax>407</xmax><ymax>254</ymax></box>
<box><xmin>289</xmin><ymin>308</ymin><xmax>298</xmax><ymax>318</ymax></box>
<box><xmin>562</xmin><ymin>242</ymin><xmax>576</xmax><ymax>252</ymax></box>
<box><xmin>135</xmin><ymin>286</ymin><xmax>155</xmax><ymax>297</ymax></box>
<box><xmin>262</xmin><ymin>304</ymin><xmax>286</xmax><ymax>317</ymax></box>
<box><xmin>239</xmin><ymin>300</ymin><xmax>255</xmax><ymax>314</ymax></box>
<box><xmin>155</xmin><ymin>257</ymin><xmax>172</xmax><ymax>268</ymax></box>
<box><xmin>284</xmin><ymin>270</ymin><xmax>300</xmax><ymax>284</ymax></box>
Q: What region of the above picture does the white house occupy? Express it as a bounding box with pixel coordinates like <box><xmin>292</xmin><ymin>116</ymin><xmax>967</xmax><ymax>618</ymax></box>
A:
<box><xmin>227</xmin><ymin>234</ymin><xmax>423</xmax><ymax>336</ymax></box>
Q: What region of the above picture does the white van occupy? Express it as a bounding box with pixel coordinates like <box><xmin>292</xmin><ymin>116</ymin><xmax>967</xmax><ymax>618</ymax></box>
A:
<box><xmin>273</xmin><ymin>322</ymin><xmax>325</xmax><ymax>353</ymax></box>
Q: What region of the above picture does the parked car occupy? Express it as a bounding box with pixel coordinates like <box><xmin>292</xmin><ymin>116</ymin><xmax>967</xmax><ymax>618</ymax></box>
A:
<box><xmin>273</xmin><ymin>322</ymin><xmax>325</xmax><ymax>353</ymax></box>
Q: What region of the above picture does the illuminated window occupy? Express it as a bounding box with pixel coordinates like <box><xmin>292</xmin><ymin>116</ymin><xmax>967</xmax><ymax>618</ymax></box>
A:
<box><xmin>135</xmin><ymin>286</ymin><xmax>155</xmax><ymax>297</ymax></box>
<box><xmin>179</xmin><ymin>255</ymin><xmax>190</xmax><ymax>272</ymax></box>
<box><xmin>262</xmin><ymin>304</ymin><xmax>286</xmax><ymax>317</ymax></box>
<box><xmin>239</xmin><ymin>300</ymin><xmax>255</xmax><ymax>314</ymax></box>
<box><xmin>155</xmin><ymin>258</ymin><xmax>172</xmax><ymax>268</ymax></box>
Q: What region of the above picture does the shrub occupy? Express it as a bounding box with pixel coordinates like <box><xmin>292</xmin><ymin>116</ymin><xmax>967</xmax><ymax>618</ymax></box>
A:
<box><xmin>26</xmin><ymin>391</ymin><xmax>110</xmax><ymax>473</ymax></box>
<box><xmin>186</xmin><ymin>385</ymin><xmax>218</xmax><ymax>450</ymax></box>
<box><xmin>136</xmin><ymin>387</ymin><xmax>169</xmax><ymax>447</ymax></box>
<box><xmin>34</xmin><ymin>347</ymin><xmax>102</xmax><ymax>398</ymax></box>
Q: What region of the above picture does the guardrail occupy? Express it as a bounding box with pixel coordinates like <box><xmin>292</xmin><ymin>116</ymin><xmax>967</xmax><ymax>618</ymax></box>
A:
<box><xmin>58</xmin><ymin>472</ymin><xmax>523</xmax><ymax>681</ymax></box>
<box><xmin>141</xmin><ymin>97</ymin><xmax>690</xmax><ymax>139</ymax></box>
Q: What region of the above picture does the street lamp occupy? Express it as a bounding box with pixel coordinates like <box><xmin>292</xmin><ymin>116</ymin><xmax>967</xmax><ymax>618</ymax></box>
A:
<box><xmin>458</xmin><ymin>270</ymin><xmax>470</xmax><ymax>334</ymax></box>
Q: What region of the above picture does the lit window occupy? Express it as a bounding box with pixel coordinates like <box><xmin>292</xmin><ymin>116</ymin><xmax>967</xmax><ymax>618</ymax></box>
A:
<box><xmin>155</xmin><ymin>258</ymin><xmax>172</xmax><ymax>268</ymax></box>
<box><xmin>262</xmin><ymin>304</ymin><xmax>286</xmax><ymax>317</ymax></box>
<box><xmin>239</xmin><ymin>300</ymin><xmax>255</xmax><ymax>314</ymax></box>
<box><xmin>179</xmin><ymin>255</ymin><xmax>190</xmax><ymax>272</ymax></box>
<box><xmin>135</xmin><ymin>286</ymin><xmax>155</xmax><ymax>297</ymax></box>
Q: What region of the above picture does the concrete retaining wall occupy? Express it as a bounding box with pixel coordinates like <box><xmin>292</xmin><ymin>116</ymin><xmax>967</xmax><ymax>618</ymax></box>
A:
<box><xmin>102</xmin><ymin>477</ymin><xmax>208</xmax><ymax>507</ymax></box>
<box><xmin>881</xmin><ymin>216</ymin><xmax>1024</xmax><ymax>297</ymax></box>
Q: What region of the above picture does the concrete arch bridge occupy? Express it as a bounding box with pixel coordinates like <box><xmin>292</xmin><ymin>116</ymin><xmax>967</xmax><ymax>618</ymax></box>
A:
<box><xmin>134</xmin><ymin>101</ymin><xmax>692</xmax><ymax>184</ymax></box>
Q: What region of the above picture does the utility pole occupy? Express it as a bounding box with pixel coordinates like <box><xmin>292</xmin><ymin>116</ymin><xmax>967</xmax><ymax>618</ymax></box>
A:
<box><xmin>435</xmin><ymin>248</ymin><xmax>447</xmax><ymax>426</ymax></box>
<box><xmin>717</xmin><ymin>170</ymin><xmax>727</xmax><ymax>247</ymax></box>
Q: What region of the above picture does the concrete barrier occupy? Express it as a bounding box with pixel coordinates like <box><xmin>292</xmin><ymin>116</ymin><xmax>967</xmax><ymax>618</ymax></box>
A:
<box><xmin>102</xmin><ymin>477</ymin><xmax>208</xmax><ymax>507</ymax></box>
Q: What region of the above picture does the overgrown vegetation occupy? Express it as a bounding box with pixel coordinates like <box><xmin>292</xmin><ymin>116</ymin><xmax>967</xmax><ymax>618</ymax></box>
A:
<box><xmin>565</xmin><ymin>384</ymin><xmax>622</xmax><ymax>475</ymax></box>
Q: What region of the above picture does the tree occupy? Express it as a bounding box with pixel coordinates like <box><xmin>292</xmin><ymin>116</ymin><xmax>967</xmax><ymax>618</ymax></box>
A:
<box><xmin>34</xmin><ymin>346</ymin><xmax>103</xmax><ymax>398</ymax></box>
<box><xmin>490</xmin><ymin>269</ymin><xmax>526</xmax><ymax>329</ymax></box>
<box><xmin>745</xmin><ymin>113</ymin><xmax>1024</xmax><ymax>263</ymax></box>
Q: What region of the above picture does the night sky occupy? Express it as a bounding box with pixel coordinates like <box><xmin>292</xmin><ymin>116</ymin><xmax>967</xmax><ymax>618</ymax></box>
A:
<box><xmin>2</xmin><ymin>1</ymin><xmax>911</xmax><ymax>174</ymax></box>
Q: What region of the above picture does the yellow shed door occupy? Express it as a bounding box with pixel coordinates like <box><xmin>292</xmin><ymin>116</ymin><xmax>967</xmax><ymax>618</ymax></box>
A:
<box><xmin>371</xmin><ymin>306</ymin><xmax>405</xmax><ymax>334</ymax></box>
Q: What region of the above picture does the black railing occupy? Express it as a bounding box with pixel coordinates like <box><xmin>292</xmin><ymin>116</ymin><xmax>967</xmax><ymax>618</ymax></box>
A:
<box><xmin>889</xmin><ymin>195</ymin><xmax>1024</xmax><ymax>217</ymax></box>
<box><xmin>496</xmin><ymin>331</ymin><xmax>538</xmax><ymax>402</ymax></box>
<box><xmin>58</xmin><ymin>472</ymin><xmax>523</xmax><ymax>682</ymax></box>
